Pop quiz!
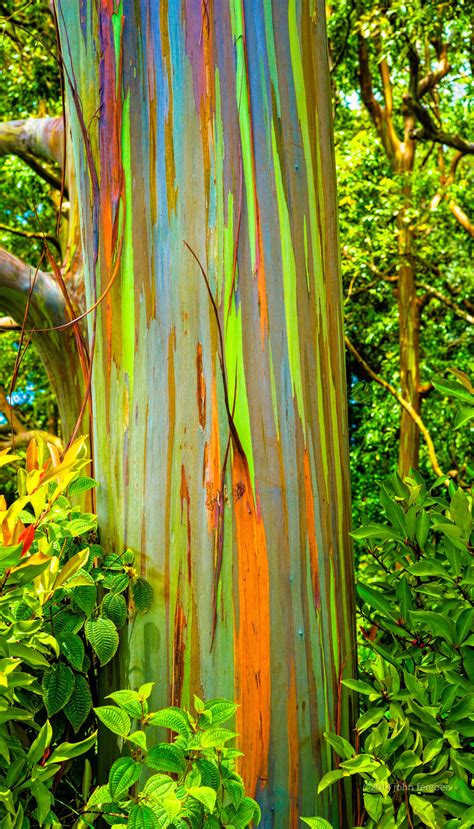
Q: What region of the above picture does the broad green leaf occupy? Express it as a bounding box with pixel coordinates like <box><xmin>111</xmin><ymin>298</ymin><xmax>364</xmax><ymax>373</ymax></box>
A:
<box><xmin>126</xmin><ymin>730</ymin><xmax>148</xmax><ymax>752</ymax></box>
<box><xmin>356</xmin><ymin>583</ymin><xmax>396</xmax><ymax>619</ymax></box>
<box><xmin>143</xmin><ymin>773</ymin><xmax>175</xmax><ymax>798</ymax></box>
<box><xmin>351</xmin><ymin>524</ymin><xmax>403</xmax><ymax>542</ymax></box>
<box><xmin>323</xmin><ymin>731</ymin><xmax>355</xmax><ymax>760</ymax></box>
<box><xmin>456</xmin><ymin>609</ymin><xmax>474</xmax><ymax>644</ymax></box>
<box><xmin>450</xmin><ymin>488</ymin><xmax>472</xmax><ymax>537</ymax></box>
<box><xmin>109</xmin><ymin>757</ymin><xmax>142</xmax><ymax>800</ymax></box>
<box><xmin>54</xmin><ymin>548</ymin><xmax>90</xmax><ymax>590</ymax></box>
<box><xmin>224</xmin><ymin>777</ymin><xmax>244</xmax><ymax>808</ymax></box>
<box><xmin>31</xmin><ymin>779</ymin><xmax>52</xmax><ymax>826</ymax></box>
<box><xmin>147</xmin><ymin>743</ymin><xmax>186</xmax><ymax>773</ymax></box>
<box><xmin>128</xmin><ymin>803</ymin><xmax>161</xmax><ymax>829</ymax></box>
<box><xmin>423</xmin><ymin>738</ymin><xmax>443</xmax><ymax>763</ymax></box>
<box><xmin>415</xmin><ymin>511</ymin><xmax>431</xmax><ymax>547</ymax></box>
<box><xmin>363</xmin><ymin>793</ymin><xmax>383</xmax><ymax>823</ymax></box>
<box><xmin>196</xmin><ymin>759</ymin><xmax>220</xmax><ymax>791</ymax></box>
<box><xmin>85</xmin><ymin>784</ymin><xmax>112</xmax><ymax>809</ymax></box>
<box><xmin>85</xmin><ymin>617</ymin><xmax>119</xmax><ymax>665</ymax></box>
<box><xmin>301</xmin><ymin>819</ymin><xmax>333</xmax><ymax>829</ymax></box>
<box><xmin>432</xmin><ymin>376</ymin><xmax>474</xmax><ymax>405</ymax></box>
<box><xmin>148</xmin><ymin>706</ymin><xmax>190</xmax><ymax>736</ymax></box>
<box><xmin>317</xmin><ymin>769</ymin><xmax>346</xmax><ymax>793</ymax></box>
<box><xmin>66</xmin><ymin>517</ymin><xmax>97</xmax><ymax>536</ymax></box>
<box><xmin>9</xmin><ymin>642</ymin><xmax>49</xmax><ymax>669</ymax></box>
<box><xmin>356</xmin><ymin>707</ymin><xmax>386</xmax><ymax>733</ymax></box>
<box><xmin>380</xmin><ymin>489</ymin><xmax>407</xmax><ymax>535</ymax></box>
<box><xmin>200</xmin><ymin>728</ymin><xmax>236</xmax><ymax>748</ymax></box>
<box><xmin>409</xmin><ymin>795</ymin><xmax>438</xmax><ymax>828</ymax></box>
<box><xmin>340</xmin><ymin>754</ymin><xmax>380</xmax><ymax>773</ymax></box>
<box><xmin>58</xmin><ymin>631</ymin><xmax>84</xmax><ymax>671</ymax></box>
<box><xmin>408</xmin><ymin>560</ymin><xmax>451</xmax><ymax>579</ymax></box>
<box><xmin>72</xmin><ymin>583</ymin><xmax>97</xmax><ymax>617</ymax></box>
<box><xmin>102</xmin><ymin>592</ymin><xmax>128</xmax><ymax>629</ymax></box>
<box><xmin>47</xmin><ymin>731</ymin><xmax>97</xmax><ymax>763</ymax></box>
<box><xmin>68</xmin><ymin>477</ymin><xmax>98</xmax><ymax>497</ymax></box>
<box><xmin>341</xmin><ymin>679</ymin><xmax>374</xmax><ymax>695</ymax></box>
<box><xmin>132</xmin><ymin>578</ymin><xmax>153</xmax><ymax>612</ymax></box>
<box><xmin>138</xmin><ymin>682</ymin><xmax>154</xmax><ymax>699</ymax></box>
<box><xmin>393</xmin><ymin>750</ymin><xmax>422</xmax><ymax>776</ymax></box>
<box><xmin>447</xmin><ymin>694</ymin><xmax>474</xmax><ymax>724</ymax></box>
<box><xmin>204</xmin><ymin>698</ymin><xmax>238</xmax><ymax>725</ymax></box>
<box><xmin>28</xmin><ymin>720</ymin><xmax>53</xmax><ymax>766</ymax></box>
<box><xmin>408</xmin><ymin>609</ymin><xmax>455</xmax><ymax>643</ymax></box>
<box><xmin>94</xmin><ymin>705</ymin><xmax>131</xmax><ymax>737</ymax></box>
<box><xmin>0</xmin><ymin>707</ymin><xmax>33</xmax><ymax>723</ymax></box>
<box><xmin>0</xmin><ymin>544</ymin><xmax>23</xmax><ymax>569</ymax></box>
<box><xmin>106</xmin><ymin>689</ymin><xmax>143</xmax><ymax>718</ymax></box>
<box><xmin>64</xmin><ymin>674</ymin><xmax>93</xmax><ymax>732</ymax></box>
<box><xmin>187</xmin><ymin>786</ymin><xmax>217</xmax><ymax>813</ymax></box>
<box><xmin>53</xmin><ymin>609</ymin><xmax>85</xmax><ymax>636</ymax></box>
<box><xmin>108</xmin><ymin>572</ymin><xmax>129</xmax><ymax>594</ymax></box>
<box><xmin>454</xmin><ymin>406</ymin><xmax>474</xmax><ymax>429</ymax></box>
<box><xmin>42</xmin><ymin>663</ymin><xmax>74</xmax><ymax>717</ymax></box>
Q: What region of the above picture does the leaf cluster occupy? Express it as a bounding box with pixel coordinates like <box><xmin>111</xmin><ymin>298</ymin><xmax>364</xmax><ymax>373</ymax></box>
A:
<box><xmin>317</xmin><ymin>462</ymin><xmax>473</xmax><ymax>827</ymax></box>
<box><xmin>83</xmin><ymin>691</ymin><xmax>261</xmax><ymax>829</ymax></box>
<box><xmin>0</xmin><ymin>436</ymin><xmax>153</xmax><ymax>827</ymax></box>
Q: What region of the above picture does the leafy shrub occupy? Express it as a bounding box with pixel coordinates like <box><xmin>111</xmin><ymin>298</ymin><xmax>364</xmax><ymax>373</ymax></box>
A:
<box><xmin>0</xmin><ymin>437</ymin><xmax>153</xmax><ymax>826</ymax></box>
<box><xmin>82</xmin><ymin>690</ymin><xmax>261</xmax><ymax>828</ymax></box>
<box><xmin>318</xmin><ymin>470</ymin><xmax>473</xmax><ymax>828</ymax></box>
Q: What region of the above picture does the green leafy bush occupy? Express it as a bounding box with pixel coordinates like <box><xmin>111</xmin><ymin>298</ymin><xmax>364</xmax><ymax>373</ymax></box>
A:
<box><xmin>318</xmin><ymin>470</ymin><xmax>473</xmax><ymax>828</ymax></box>
<box><xmin>0</xmin><ymin>437</ymin><xmax>153</xmax><ymax>826</ymax></box>
<box><xmin>82</xmin><ymin>690</ymin><xmax>261</xmax><ymax>828</ymax></box>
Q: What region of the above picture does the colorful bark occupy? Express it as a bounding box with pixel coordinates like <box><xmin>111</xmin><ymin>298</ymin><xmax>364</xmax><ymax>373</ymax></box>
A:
<box><xmin>57</xmin><ymin>1</ymin><xmax>355</xmax><ymax>824</ymax></box>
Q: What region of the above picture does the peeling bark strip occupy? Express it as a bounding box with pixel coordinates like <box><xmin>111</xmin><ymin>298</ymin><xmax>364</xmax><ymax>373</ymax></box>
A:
<box><xmin>57</xmin><ymin>1</ymin><xmax>355</xmax><ymax>823</ymax></box>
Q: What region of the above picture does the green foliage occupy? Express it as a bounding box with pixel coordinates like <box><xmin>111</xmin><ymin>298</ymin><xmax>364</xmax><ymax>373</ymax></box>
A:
<box><xmin>0</xmin><ymin>1</ymin><xmax>61</xmax><ymax>267</ymax></box>
<box><xmin>83</xmin><ymin>691</ymin><xmax>260</xmax><ymax>829</ymax></box>
<box><xmin>316</xmin><ymin>468</ymin><xmax>473</xmax><ymax>827</ymax></box>
<box><xmin>0</xmin><ymin>436</ymin><xmax>153</xmax><ymax>826</ymax></box>
<box><xmin>328</xmin><ymin>0</ymin><xmax>473</xmax><ymax>520</ymax></box>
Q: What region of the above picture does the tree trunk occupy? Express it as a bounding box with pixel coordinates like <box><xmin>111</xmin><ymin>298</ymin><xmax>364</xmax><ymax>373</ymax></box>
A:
<box><xmin>397</xmin><ymin>179</ymin><xmax>421</xmax><ymax>475</ymax></box>
<box><xmin>396</xmin><ymin>130</ymin><xmax>420</xmax><ymax>477</ymax></box>
<box><xmin>57</xmin><ymin>1</ymin><xmax>355</xmax><ymax>824</ymax></box>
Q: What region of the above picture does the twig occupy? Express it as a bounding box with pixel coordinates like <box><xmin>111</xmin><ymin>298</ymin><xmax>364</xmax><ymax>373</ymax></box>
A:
<box><xmin>345</xmin><ymin>335</ymin><xmax>444</xmax><ymax>477</ymax></box>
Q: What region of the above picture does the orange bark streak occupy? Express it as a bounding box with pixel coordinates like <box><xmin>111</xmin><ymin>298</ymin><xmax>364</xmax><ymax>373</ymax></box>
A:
<box><xmin>233</xmin><ymin>450</ymin><xmax>271</xmax><ymax>794</ymax></box>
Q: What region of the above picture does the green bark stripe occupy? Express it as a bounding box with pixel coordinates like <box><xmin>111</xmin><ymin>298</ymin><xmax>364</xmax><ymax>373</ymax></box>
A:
<box><xmin>271</xmin><ymin>121</ymin><xmax>306</xmax><ymax>425</ymax></box>
<box><xmin>121</xmin><ymin>92</ymin><xmax>135</xmax><ymax>394</ymax></box>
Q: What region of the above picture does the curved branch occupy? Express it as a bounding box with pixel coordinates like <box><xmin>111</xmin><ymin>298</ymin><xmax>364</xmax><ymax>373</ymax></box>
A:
<box><xmin>358</xmin><ymin>35</ymin><xmax>400</xmax><ymax>163</ymax></box>
<box><xmin>0</xmin><ymin>222</ymin><xmax>61</xmax><ymax>254</ymax></box>
<box><xmin>0</xmin><ymin>117</ymin><xmax>64</xmax><ymax>167</ymax></box>
<box><xmin>447</xmin><ymin>201</ymin><xmax>474</xmax><ymax>238</ymax></box>
<box><xmin>0</xmin><ymin>316</ymin><xmax>20</xmax><ymax>330</ymax></box>
<box><xmin>406</xmin><ymin>96</ymin><xmax>474</xmax><ymax>154</ymax></box>
<box><xmin>417</xmin><ymin>44</ymin><xmax>450</xmax><ymax>98</ymax></box>
<box><xmin>0</xmin><ymin>246</ymin><xmax>85</xmax><ymax>439</ymax></box>
<box><xmin>0</xmin><ymin>246</ymin><xmax>67</xmax><ymax>330</ymax></box>
<box><xmin>345</xmin><ymin>335</ymin><xmax>444</xmax><ymax>477</ymax></box>
<box><xmin>417</xmin><ymin>282</ymin><xmax>474</xmax><ymax>323</ymax></box>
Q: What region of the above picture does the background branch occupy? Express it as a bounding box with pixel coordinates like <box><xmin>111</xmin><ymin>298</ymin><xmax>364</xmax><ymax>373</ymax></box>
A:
<box><xmin>345</xmin><ymin>335</ymin><xmax>444</xmax><ymax>477</ymax></box>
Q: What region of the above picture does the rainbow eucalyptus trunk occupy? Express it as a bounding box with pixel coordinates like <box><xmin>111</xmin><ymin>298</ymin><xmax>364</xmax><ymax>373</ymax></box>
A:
<box><xmin>57</xmin><ymin>0</ymin><xmax>355</xmax><ymax>823</ymax></box>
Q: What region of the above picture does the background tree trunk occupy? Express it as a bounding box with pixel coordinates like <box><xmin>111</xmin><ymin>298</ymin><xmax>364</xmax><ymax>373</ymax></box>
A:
<box><xmin>57</xmin><ymin>1</ymin><xmax>355</xmax><ymax>824</ymax></box>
